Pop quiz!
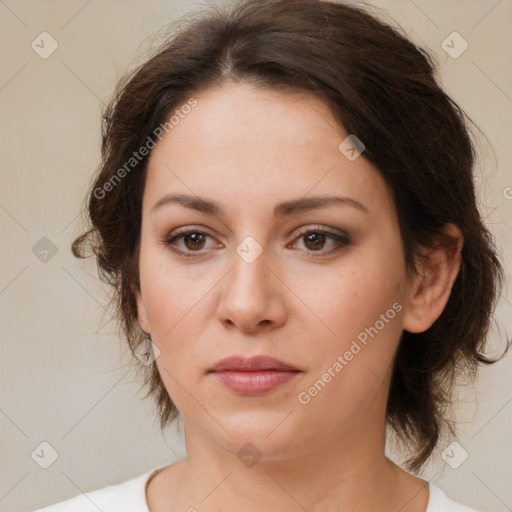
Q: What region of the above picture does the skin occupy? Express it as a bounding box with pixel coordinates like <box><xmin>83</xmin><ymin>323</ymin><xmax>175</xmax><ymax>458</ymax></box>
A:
<box><xmin>134</xmin><ymin>81</ymin><xmax>463</xmax><ymax>512</ymax></box>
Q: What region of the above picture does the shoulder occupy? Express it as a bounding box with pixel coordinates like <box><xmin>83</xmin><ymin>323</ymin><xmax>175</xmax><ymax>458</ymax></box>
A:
<box><xmin>427</xmin><ymin>484</ymin><xmax>480</xmax><ymax>512</ymax></box>
<box><xmin>32</xmin><ymin>466</ymin><xmax>166</xmax><ymax>512</ymax></box>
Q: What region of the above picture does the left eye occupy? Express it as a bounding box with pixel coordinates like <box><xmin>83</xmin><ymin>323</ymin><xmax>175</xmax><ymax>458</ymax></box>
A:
<box><xmin>289</xmin><ymin>228</ymin><xmax>350</xmax><ymax>256</ymax></box>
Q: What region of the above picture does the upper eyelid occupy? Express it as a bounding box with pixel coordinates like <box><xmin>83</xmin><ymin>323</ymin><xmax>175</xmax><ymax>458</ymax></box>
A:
<box><xmin>166</xmin><ymin>224</ymin><xmax>348</xmax><ymax>241</ymax></box>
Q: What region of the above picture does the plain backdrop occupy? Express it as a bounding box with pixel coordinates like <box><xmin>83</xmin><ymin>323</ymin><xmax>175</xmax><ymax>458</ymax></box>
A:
<box><xmin>1</xmin><ymin>1</ymin><xmax>511</xmax><ymax>511</ymax></box>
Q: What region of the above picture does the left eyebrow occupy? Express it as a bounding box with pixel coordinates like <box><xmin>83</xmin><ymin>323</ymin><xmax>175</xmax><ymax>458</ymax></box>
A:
<box><xmin>150</xmin><ymin>193</ymin><xmax>369</xmax><ymax>216</ymax></box>
<box><xmin>274</xmin><ymin>195</ymin><xmax>369</xmax><ymax>216</ymax></box>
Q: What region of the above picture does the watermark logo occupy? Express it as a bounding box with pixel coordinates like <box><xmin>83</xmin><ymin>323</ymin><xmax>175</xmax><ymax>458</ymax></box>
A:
<box><xmin>236</xmin><ymin>236</ymin><xmax>263</xmax><ymax>264</ymax></box>
<box><xmin>237</xmin><ymin>442</ymin><xmax>262</xmax><ymax>468</ymax></box>
<box><xmin>32</xmin><ymin>237</ymin><xmax>58</xmax><ymax>263</ymax></box>
<box><xmin>31</xmin><ymin>441</ymin><xmax>59</xmax><ymax>469</ymax></box>
<box><xmin>134</xmin><ymin>337</ymin><xmax>160</xmax><ymax>365</ymax></box>
<box><xmin>31</xmin><ymin>32</ymin><xmax>59</xmax><ymax>59</ymax></box>
<box><xmin>441</xmin><ymin>32</ymin><xmax>468</xmax><ymax>59</ymax></box>
<box><xmin>441</xmin><ymin>441</ymin><xmax>468</xmax><ymax>469</ymax></box>
<box><xmin>338</xmin><ymin>134</ymin><xmax>365</xmax><ymax>161</ymax></box>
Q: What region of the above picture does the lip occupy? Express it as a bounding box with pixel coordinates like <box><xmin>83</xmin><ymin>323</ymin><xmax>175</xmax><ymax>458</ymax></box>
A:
<box><xmin>209</xmin><ymin>355</ymin><xmax>301</xmax><ymax>395</ymax></box>
<box><xmin>209</xmin><ymin>355</ymin><xmax>300</xmax><ymax>372</ymax></box>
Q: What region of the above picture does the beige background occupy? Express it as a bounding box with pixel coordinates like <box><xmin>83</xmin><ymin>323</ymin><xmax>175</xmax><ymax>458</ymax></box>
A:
<box><xmin>0</xmin><ymin>1</ymin><xmax>511</xmax><ymax>511</ymax></box>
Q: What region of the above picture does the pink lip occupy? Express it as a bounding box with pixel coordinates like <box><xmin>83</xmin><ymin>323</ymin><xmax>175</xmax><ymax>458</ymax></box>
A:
<box><xmin>209</xmin><ymin>355</ymin><xmax>301</xmax><ymax>395</ymax></box>
<box><xmin>210</xmin><ymin>355</ymin><xmax>299</xmax><ymax>372</ymax></box>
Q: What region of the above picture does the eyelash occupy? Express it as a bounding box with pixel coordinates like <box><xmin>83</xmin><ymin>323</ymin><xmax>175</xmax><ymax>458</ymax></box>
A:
<box><xmin>162</xmin><ymin>225</ymin><xmax>351</xmax><ymax>259</ymax></box>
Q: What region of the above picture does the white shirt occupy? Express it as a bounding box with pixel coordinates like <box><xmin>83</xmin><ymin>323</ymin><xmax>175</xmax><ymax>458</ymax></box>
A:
<box><xmin>33</xmin><ymin>465</ymin><xmax>479</xmax><ymax>511</ymax></box>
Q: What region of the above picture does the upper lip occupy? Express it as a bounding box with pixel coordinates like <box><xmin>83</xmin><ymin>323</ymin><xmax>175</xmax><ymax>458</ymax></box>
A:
<box><xmin>209</xmin><ymin>355</ymin><xmax>300</xmax><ymax>372</ymax></box>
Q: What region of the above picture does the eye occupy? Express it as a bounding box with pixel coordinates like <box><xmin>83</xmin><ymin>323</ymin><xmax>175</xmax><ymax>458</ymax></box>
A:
<box><xmin>163</xmin><ymin>228</ymin><xmax>220</xmax><ymax>257</ymax></box>
<box><xmin>289</xmin><ymin>225</ymin><xmax>350</xmax><ymax>257</ymax></box>
<box><xmin>162</xmin><ymin>225</ymin><xmax>350</xmax><ymax>259</ymax></box>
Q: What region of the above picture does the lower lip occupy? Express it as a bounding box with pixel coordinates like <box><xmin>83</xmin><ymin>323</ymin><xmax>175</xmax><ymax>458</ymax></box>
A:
<box><xmin>211</xmin><ymin>370</ymin><xmax>300</xmax><ymax>395</ymax></box>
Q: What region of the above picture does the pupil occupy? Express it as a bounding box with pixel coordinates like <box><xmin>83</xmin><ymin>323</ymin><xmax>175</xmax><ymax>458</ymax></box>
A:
<box><xmin>185</xmin><ymin>233</ymin><xmax>204</xmax><ymax>250</ymax></box>
<box><xmin>305</xmin><ymin>232</ymin><xmax>325</xmax><ymax>250</ymax></box>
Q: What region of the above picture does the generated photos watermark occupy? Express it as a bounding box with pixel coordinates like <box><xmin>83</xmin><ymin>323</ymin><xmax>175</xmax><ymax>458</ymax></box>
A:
<box><xmin>297</xmin><ymin>301</ymin><xmax>403</xmax><ymax>405</ymax></box>
<box><xmin>93</xmin><ymin>97</ymin><xmax>198</xmax><ymax>200</ymax></box>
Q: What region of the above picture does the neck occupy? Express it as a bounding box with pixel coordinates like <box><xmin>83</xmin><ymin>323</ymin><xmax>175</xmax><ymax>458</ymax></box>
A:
<box><xmin>161</xmin><ymin>419</ymin><xmax>425</xmax><ymax>511</ymax></box>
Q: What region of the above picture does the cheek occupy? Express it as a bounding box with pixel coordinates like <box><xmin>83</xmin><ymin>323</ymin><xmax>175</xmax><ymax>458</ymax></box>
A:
<box><xmin>303</xmin><ymin>250</ymin><xmax>406</xmax><ymax>391</ymax></box>
<box><xmin>139</xmin><ymin>237</ymin><xmax>199</xmax><ymax>324</ymax></box>
<box><xmin>138</xmin><ymin>246</ymin><xmax>203</xmax><ymax>359</ymax></box>
<box><xmin>296</xmin><ymin>267</ymin><xmax>404</xmax><ymax>426</ymax></box>
<box><xmin>312</xmin><ymin>253</ymin><xmax>405</xmax><ymax>337</ymax></box>
<box><xmin>141</xmin><ymin>261</ymin><xmax>209</xmax><ymax>410</ymax></box>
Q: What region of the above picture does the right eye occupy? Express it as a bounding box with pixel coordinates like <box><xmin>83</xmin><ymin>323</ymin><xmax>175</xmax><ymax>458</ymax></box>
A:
<box><xmin>163</xmin><ymin>228</ymin><xmax>221</xmax><ymax>257</ymax></box>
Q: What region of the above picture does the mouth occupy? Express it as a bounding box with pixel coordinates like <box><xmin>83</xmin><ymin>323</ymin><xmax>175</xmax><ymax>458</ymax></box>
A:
<box><xmin>208</xmin><ymin>355</ymin><xmax>302</xmax><ymax>395</ymax></box>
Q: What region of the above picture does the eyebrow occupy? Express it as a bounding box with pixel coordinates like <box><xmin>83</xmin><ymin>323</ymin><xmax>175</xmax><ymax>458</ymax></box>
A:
<box><xmin>150</xmin><ymin>193</ymin><xmax>369</xmax><ymax>217</ymax></box>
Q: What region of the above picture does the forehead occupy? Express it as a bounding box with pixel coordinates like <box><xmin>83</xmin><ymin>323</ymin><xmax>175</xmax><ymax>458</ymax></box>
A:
<box><xmin>144</xmin><ymin>81</ymin><xmax>394</xmax><ymax>219</ymax></box>
<box><xmin>153</xmin><ymin>81</ymin><xmax>343</xmax><ymax>159</ymax></box>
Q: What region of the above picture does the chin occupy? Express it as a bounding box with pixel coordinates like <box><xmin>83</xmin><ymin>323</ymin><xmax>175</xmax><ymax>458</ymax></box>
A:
<box><xmin>209</xmin><ymin>410</ymin><xmax>307</xmax><ymax>461</ymax></box>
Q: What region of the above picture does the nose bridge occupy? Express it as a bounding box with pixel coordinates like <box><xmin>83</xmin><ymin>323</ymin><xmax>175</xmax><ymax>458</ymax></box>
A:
<box><xmin>229</xmin><ymin>235</ymin><xmax>271</xmax><ymax>307</ymax></box>
<box><xmin>216</xmin><ymin>231</ymin><xmax>285</xmax><ymax>331</ymax></box>
<box><xmin>229</xmin><ymin>213</ymin><xmax>272</xmax><ymax>289</ymax></box>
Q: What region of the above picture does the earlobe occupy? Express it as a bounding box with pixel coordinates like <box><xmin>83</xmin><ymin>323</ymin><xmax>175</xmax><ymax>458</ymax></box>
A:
<box><xmin>133</xmin><ymin>287</ymin><xmax>151</xmax><ymax>335</ymax></box>
<box><xmin>402</xmin><ymin>224</ymin><xmax>463</xmax><ymax>334</ymax></box>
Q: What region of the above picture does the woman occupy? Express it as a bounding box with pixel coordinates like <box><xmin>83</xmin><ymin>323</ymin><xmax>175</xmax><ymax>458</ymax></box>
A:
<box><xmin>34</xmin><ymin>0</ymin><xmax>504</xmax><ymax>510</ymax></box>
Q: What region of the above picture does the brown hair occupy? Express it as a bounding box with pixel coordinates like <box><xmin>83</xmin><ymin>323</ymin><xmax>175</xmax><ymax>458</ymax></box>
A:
<box><xmin>72</xmin><ymin>0</ymin><xmax>505</xmax><ymax>471</ymax></box>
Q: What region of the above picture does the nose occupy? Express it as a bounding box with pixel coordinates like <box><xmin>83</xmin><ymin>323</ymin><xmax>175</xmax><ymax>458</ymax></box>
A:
<box><xmin>216</xmin><ymin>244</ymin><xmax>287</xmax><ymax>334</ymax></box>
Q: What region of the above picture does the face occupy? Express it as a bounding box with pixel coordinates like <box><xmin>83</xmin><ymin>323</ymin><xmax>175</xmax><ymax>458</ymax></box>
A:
<box><xmin>135</xmin><ymin>81</ymin><xmax>416</xmax><ymax>461</ymax></box>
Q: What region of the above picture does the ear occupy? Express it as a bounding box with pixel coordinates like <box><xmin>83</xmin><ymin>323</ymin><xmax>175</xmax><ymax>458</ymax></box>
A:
<box><xmin>402</xmin><ymin>224</ymin><xmax>463</xmax><ymax>334</ymax></box>
<box><xmin>133</xmin><ymin>285</ymin><xmax>151</xmax><ymax>335</ymax></box>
